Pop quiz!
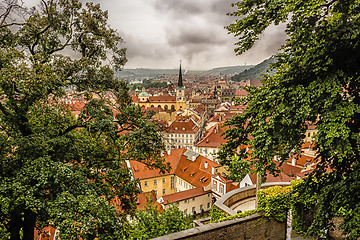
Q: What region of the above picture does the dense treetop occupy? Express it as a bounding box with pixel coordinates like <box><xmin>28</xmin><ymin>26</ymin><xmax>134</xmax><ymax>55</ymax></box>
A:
<box><xmin>0</xmin><ymin>1</ymin><xmax>168</xmax><ymax>239</ymax></box>
<box><xmin>221</xmin><ymin>0</ymin><xmax>360</xmax><ymax>238</ymax></box>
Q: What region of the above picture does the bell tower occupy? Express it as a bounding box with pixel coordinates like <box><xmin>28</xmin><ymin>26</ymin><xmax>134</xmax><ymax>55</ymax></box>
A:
<box><xmin>176</xmin><ymin>61</ymin><xmax>185</xmax><ymax>102</ymax></box>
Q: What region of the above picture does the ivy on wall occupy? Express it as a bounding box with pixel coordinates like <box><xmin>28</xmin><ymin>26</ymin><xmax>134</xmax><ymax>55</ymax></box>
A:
<box><xmin>257</xmin><ymin>185</ymin><xmax>292</xmax><ymax>222</ymax></box>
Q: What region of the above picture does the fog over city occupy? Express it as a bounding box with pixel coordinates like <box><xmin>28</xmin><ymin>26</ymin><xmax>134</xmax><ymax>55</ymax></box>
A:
<box><xmin>23</xmin><ymin>0</ymin><xmax>288</xmax><ymax>70</ymax></box>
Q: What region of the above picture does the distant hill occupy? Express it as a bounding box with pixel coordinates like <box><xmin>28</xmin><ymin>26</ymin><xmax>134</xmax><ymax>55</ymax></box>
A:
<box><xmin>114</xmin><ymin>69</ymin><xmax>203</xmax><ymax>81</ymax></box>
<box><xmin>232</xmin><ymin>57</ymin><xmax>276</xmax><ymax>81</ymax></box>
<box><xmin>203</xmin><ymin>65</ymin><xmax>254</xmax><ymax>75</ymax></box>
<box><xmin>114</xmin><ymin>65</ymin><xmax>254</xmax><ymax>81</ymax></box>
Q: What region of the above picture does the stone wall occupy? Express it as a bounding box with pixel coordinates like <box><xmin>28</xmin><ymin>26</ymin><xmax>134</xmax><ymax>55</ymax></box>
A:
<box><xmin>151</xmin><ymin>213</ymin><xmax>286</xmax><ymax>240</ymax></box>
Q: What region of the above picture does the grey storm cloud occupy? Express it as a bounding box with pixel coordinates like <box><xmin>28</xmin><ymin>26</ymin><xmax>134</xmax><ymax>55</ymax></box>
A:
<box><xmin>166</xmin><ymin>26</ymin><xmax>225</xmax><ymax>46</ymax></box>
<box><xmin>149</xmin><ymin>0</ymin><xmax>248</xmax><ymax>67</ymax></box>
<box><xmin>17</xmin><ymin>0</ymin><xmax>288</xmax><ymax>69</ymax></box>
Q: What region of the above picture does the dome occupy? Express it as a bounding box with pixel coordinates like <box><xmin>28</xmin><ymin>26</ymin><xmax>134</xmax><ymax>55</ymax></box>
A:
<box><xmin>139</xmin><ymin>91</ymin><xmax>150</xmax><ymax>96</ymax></box>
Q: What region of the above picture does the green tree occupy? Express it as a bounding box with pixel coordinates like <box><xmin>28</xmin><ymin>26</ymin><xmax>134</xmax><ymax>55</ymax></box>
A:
<box><xmin>126</xmin><ymin>203</ymin><xmax>192</xmax><ymax>239</ymax></box>
<box><xmin>146</xmin><ymin>109</ymin><xmax>156</xmax><ymax>119</ymax></box>
<box><xmin>0</xmin><ymin>1</ymin><xmax>168</xmax><ymax>239</ymax></box>
<box><xmin>220</xmin><ymin>0</ymin><xmax>360</xmax><ymax>238</ymax></box>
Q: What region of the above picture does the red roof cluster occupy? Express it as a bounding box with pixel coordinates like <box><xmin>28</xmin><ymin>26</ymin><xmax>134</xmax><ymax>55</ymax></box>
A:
<box><xmin>196</xmin><ymin>123</ymin><xmax>228</xmax><ymax>148</ymax></box>
<box><xmin>130</xmin><ymin>148</ymin><xmax>221</xmax><ymax>189</ymax></box>
<box><xmin>165</xmin><ymin>116</ymin><xmax>199</xmax><ymax>134</ymax></box>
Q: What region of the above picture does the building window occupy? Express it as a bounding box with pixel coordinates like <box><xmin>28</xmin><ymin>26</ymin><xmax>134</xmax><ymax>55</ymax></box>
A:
<box><xmin>162</xmin><ymin>189</ymin><xmax>166</xmax><ymax>195</ymax></box>
<box><xmin>184</xmin><ymin>182</ymin><xmax>188</xmax><ymax>188</ymax></box>
<box><xmin>200</xmin><ymin>205</ymin><xmax>203</xmax><ymax>211</ymax></box>
<box><xmin>154</xmin><ymin>179</ymin><xmax>157</xmax><ymax>185</ymax></box>
<box><xmin>144</xmin><ymin>181</ymin><xmax>148</xmax><ymax>187</ymax></box>
<box><xmin>184</xmin><ymin>209</ymin><xmax>187</xmax><ymax>214</ymax></box>
<box><xmin>154</xmin><ymin>190</ymin><xmax>157</xmax><ymax>196</ymax></box>
<box><xmin>192</xmin><ymin>207</ymin><xmax>196</xmax><ymax>214</ymax></box>
<box><xmin>207</xmin><ymin>202</ymin><xmax>210</xmax><ymax>208</ymax></box>
<box><xmin>192</xmin><ymin>197</ymin><xmax>195</xmax><ymax>201</ymax></box>
<box><xmin>171</xmin><ymin>176</ymin><xmax>175</xmax><ymax>189</ymax></box>
<box><xmin>162</xmin><ymin>178</ymin><xmax>166</xmax><ymax>183</ymax></box>
<box><xmin>220</xmin><ymin>184</ymin><xmax>224</xmax><ymax>194</ymax></box>
<box><xmin>213</xmin><ymin>181</ymin><xmax>217</xmax><ymax>191</ymax></box>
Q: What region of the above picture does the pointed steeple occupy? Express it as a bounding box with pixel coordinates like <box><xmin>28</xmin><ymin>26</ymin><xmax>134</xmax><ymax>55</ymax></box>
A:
<box><xmin>178</xmin><ymin>60</ymin><xmax>183</xmax><ymax>88</ymax></box>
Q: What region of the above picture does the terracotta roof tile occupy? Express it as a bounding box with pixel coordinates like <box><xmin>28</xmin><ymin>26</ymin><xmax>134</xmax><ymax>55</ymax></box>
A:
<box><xmin>136</xmin><ymin>191</ymin><xmax>163</xmax><ymax>212</ymax></box>
<box><xmin>175</xmin><ymin>149</ymin><xmax>220</xmax><ymax>188</ymax></box>
<box><xmin>166</xmin><ymin>118</ymin><xmax>199</xmax><ymax>134</ymax></box>
<box><xmin>287</xmin><ymin>154</ymin><xmax>316</xmax><ymax>167</ymax></box>
<box><xmin>148</xmin><ymin>95</ymin><xmax>176</xmax><ymax>103</ymax></box>
<box><xmin>161</xmin><ymin>187</ymin><xmax>211</xmax><ymax>204</ymax></box>
<box><xmin>196</xmin><ymin>123</ymin><xmax>228</xmax><ymax>148</ymax></box>
<box><xmin>130</xmin><ymin>149</ymin><xmax>183</xmax><ymax>180</ymax></box>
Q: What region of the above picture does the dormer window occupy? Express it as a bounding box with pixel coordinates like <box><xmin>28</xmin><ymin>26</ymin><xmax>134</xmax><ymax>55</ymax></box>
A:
<box><xmin>182</xmin><ymin>127</ymin><xmax>185</xmax><ymax>131</ymax></box>
<box><xmin>175</xmin><ymin>127</ymin><xmax>178</xmax><ymax>130</ymax></box>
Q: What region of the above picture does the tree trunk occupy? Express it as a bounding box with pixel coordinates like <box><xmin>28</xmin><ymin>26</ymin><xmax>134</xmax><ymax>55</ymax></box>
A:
<box><xmin>255</xmin><ymin>172</ymin><xmax>261</xmax><ymax>208</ymax></box>
<box><xmin>9</xmin><ymin>213</ymin><xmax>22</xmax><ymax>240</ymax></box>
<box><xmin>23</xmin><ymin>210</ymin><xmax>35</xmax><ymax>240</ymax></box>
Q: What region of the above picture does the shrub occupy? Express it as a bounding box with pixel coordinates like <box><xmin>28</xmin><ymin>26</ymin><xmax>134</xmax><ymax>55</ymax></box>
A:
<box><xmin>257</xmin><ymin>185</ymin><xmax>292</xmax><ymax>222</ymax></box>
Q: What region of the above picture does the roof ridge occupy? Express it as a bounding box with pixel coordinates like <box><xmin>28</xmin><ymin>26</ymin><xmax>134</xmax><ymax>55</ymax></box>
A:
<box><xmin>174</xmin><ymin>148</ymin><xmax>186</xmax><ymax>173</ymax></box>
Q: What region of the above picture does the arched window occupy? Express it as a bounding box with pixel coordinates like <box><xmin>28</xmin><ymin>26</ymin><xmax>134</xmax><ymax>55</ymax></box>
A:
<box><xmin>151</xmin><ymin>105</ymin><xmax>154</xmax><ymax>108</ymax></box>
<box><xmin>164</xmin><ymin>105</ymin><xmax>168</xmax><ymax>110</ymax></box>
<box><xmin>158</xmin><ymin>105</ymin><xmax>161</xmax><ymax>108</ymax></box>
<box><xmin>171</xmin><ymin>105</ymin><xmax>175</xmax><ymax>110</ymax></box>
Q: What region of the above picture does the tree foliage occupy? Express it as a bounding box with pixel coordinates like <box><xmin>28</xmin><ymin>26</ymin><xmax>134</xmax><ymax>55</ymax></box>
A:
<box><xmin>126</xmin><ymin>203</ymin><xmax>192</xmax><ymax>240</ymax></box>
<box><xmin>129</xmin><ymin>81</ymin><xmax>168</xmax><ymax>91</ymax></box>
<box><xmin>0</xmin><ymin>1</ymin><xmax>168</xmax><ymax>239</ymax></box>
<box><xmin>221</xmin><ymin>0</ymin><xmax>360</xmax><ymax>238</ymax></box>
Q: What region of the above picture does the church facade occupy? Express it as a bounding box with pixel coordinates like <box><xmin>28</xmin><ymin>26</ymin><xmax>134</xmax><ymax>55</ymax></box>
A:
<box><xmin>133</xmin><ymin>63</ymin><xmax>187</xmax><ymax>111</ymax></box>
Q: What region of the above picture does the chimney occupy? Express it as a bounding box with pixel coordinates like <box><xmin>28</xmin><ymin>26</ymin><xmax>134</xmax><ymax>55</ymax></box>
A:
<box><xmin>204</xmin><ymin>161</ymin><xmax>208</xmax><ymax>169</ymax></box>
<box><xmin>167</xmin><ymin>149</ymin><xmax>171</xmax><ymax>156</ymax></box>
<box><xmin>292</xmin><ymin>156</ymin><xmax>297</xmax><ymax>166</ymax></box>
<box><xmin>212</xmin><ymin>166</ymin><xmax>215</xmax><ymax>175</ymax></box>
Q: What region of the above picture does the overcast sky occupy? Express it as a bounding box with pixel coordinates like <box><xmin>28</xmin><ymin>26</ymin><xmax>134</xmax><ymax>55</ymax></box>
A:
<box><xmin>24</xmin><ymin>0</ymin><xmax>287</xmax><ymax>70</ymax></box>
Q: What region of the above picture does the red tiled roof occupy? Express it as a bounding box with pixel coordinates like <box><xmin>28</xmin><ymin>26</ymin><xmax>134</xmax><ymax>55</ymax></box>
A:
<box><xmin>248</xmin><ymin>161</ymin><xmax>305</xmax><ymax>184</ymax></box>
<box><xmin>130</xmin><ymin>149</ymin><xmax>183</xmax><ymax>180</ymax></box>
<box><xmin>34</xmin><ymin>226</ymin><xmax>57</xmax><ymax>240</ymax></box>
<box><xmin>166</xmin><ymin>118</ymin><xmax>199</xmax><ymax>134</ymax></box>
<box><xmin>196</xmin><ymin>123</ymin><xmax>228</xmax><ymax>148</ymax></box>
<box><xmin>207</xmin><ymin>113</ymin><xmax>234</xmax><ymax>123</ymax></box>
<box><xmin>229</xmin><ymin>105</ymin><xmax>246</xmax><ymax>112</ymax></box>
<box><xmin>161</xmin><ymin>187</ymin><xmax>211</xmax><ymax>204</ymax></box>
<box><xmin>132</xmin><ymin>96</ymin><xmax>139</xmax><ymax>102</ymax></box>
<box><xmin>287</xmin><ymin>154</ymin><xmax>316</xmax><ymax>167</ymax></box>
<box><xmin>136</xmin><ymin>191</ymin><xmax>163</xmax><ymax>212</ymax></box>
<box><xmin>193</xmin><ymin>104</ymin><xmax>207</xmax><ymax>116</ymax></box>
<box><xmin>175</xmin><ymin>150</ymin><xmax>220</xmax><ymax>188</ymax></box>
<box><xmin>148</xmin><ymin>95</ymin><xmax>176</xmax><ymax>103</ymax></box>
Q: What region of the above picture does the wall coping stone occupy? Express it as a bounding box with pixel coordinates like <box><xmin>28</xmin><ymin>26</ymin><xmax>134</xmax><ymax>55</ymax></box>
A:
<box><xmin>151</xmin><ymin>213</ymin><xmax>263</xmax><ymax>240</ymax></box>
<box><xmin>215</xmin><ymin>182</ymin><xmax>291</xmax><ymax>215</ymax></box>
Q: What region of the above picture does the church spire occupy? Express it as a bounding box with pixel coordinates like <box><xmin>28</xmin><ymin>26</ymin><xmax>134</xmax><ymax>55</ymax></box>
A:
<box><xmin>178</xmin><ymin>60</ymin><xmax>183</xmax><ymax>88</ymax></box>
